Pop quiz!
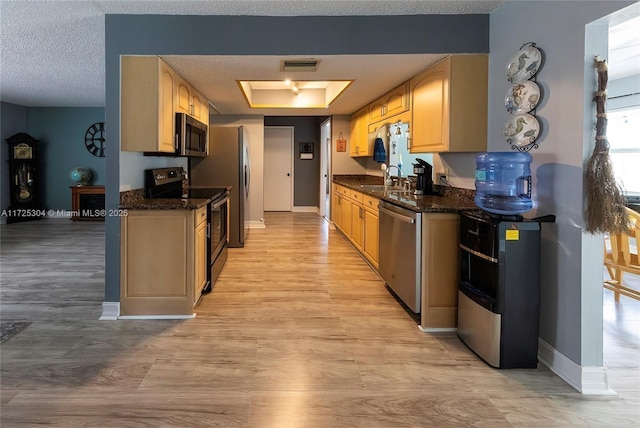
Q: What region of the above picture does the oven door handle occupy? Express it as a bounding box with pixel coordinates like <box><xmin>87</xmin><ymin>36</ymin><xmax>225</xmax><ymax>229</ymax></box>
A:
<box><xmin>460</xmin><ymin>244</ymin><xmax>498</xmax><ymax>263</ymax></box>
<box><xmin>211</xmin><ymin>195</ymin><xmax>229</xmax><ymax>209</ymax></box>
<box><xmin>379</xmin><ymin>205</ymin><xmax>415</xmax><ymax>224</ymax></box>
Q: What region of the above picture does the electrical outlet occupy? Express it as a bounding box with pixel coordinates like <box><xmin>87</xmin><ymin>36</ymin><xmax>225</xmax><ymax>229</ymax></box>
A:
<box><xmin>436</xmin><ymin>172</ymin><xmax>447</xmax><ymax>184</ymax></box>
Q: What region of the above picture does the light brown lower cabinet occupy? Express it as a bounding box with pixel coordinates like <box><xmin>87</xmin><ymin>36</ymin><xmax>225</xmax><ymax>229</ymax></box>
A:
<box><xmin>120</xmin><ymin>206</ymin><xmax>207</xmax><ymax>316</ymax></box>
<box><xmin>333</xmin><ymin>184</ymin><xmax>379</xmax><ymax>269</ymax></box>
<box><xmin>420</xmin><ymin>213</ymin><xmax>460</xmax><ymax>330</ymax></box>
<box><xmin>363</xmin><ymin>206</ymin><xmax>379</xmax><ymax>268</ymax></box>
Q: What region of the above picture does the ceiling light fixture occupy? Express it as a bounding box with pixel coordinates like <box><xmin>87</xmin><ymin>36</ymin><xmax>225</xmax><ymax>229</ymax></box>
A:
<box><xmin>237</xmin><ymin>79</ymin><xmax>353</xmax><ymax>109</ymax></box>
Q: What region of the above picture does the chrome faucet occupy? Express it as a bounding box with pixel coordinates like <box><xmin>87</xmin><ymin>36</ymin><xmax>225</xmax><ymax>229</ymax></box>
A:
<box><xmin>384</xmin><ymin>165</ymin><xmax>401</xmax><ymax>186</ymax></box>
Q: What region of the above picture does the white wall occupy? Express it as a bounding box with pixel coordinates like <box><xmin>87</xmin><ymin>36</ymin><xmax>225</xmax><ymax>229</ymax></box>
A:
<box><xmin>210</xmin><ymin>115</ymin><xmax>265</xmax><ymax>225</ymax></box>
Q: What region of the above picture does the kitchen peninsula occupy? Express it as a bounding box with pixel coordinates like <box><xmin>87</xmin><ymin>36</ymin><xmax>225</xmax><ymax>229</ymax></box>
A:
<box><xmin>118</xmin><ymin>186</ymin><xmax>228</xmax><ymax>318</ymax></box>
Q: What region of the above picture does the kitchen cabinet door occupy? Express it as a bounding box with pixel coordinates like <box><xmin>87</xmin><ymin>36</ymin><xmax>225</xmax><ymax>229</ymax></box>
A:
<box><xmin>121</xmin><ymin>56</ymin><xmax>176</xmax><ymax>153</ymax></box>
<box><xmin>349</xmin><ymin>106</ymin><xmax>369</xmax><ymax>157</ymax></box>
<box><xmin>176</xmin><ymin>76</ymin><xmax>191</xmax><ymax>115</ymax></box>
<box><xmin>410</xmin><ymin>55</ymin><xmax>488</xmax><ymax>153</ymax></box>
<box><xmin>120</xmin><ymin>209</ymin><xmax>198</xmax><ymax>316</ymax></box>
<box><xmin>194</xmin><ymin>210</ymin><xmax>208</xmax><ymax>300</ymax></box>
<box><xmin>410</xmin><ymin>61</ymin><xmax>447</xmax><ymax>153</ymax></box>
<box><xmin>192</xmin><ymin>92</ymin><xmax>209</xmax><ymax>124</ymax></box>
<box><xmin>420</xmin><ymin>213</ymin><xmax>460</xmax><ymax>329</ymax></box>
<box><xmin>369</xmin><ymin>83</ymin><xmax>409</xmax><ymax>124</ymax></box>
<box><xmin>158</xmin><ymin>61</ymin><xmax>176</xmax><ymax>153</ymax></box>
<box><xmin>340</xmin><ymin>197</ymin><xmax>353</xmax><ymax>237</ymax></box>
<box><xmin>332</xmin><ymin>191</ymin><xmax>343</xmax><ymax>229</ymax></box>
<box><xmin>363</xmin><ymin>205</ymin><xmax>379</xmax><ymax>268</ymax></box>
<box><xmin>351</xmin><ymin>203</ymin><xmax>364</xmax><ymax>251</ymax></box>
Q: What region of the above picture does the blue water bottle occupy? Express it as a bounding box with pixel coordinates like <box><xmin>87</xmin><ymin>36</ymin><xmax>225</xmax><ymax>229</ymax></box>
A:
<box><xmin>474</xmin><ymin>152</ymin><xmax>533</xmax><ymax>216</ymax></box>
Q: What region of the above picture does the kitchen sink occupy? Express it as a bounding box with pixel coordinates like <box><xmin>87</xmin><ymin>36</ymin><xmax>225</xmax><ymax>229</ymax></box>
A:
<box><xmin>359</xmin><ymin>184</ymin><xmax>410</xmax><ymax>192</ymax></box>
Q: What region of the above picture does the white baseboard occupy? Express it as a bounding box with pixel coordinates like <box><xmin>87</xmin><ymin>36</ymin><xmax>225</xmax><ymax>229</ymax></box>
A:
<box><xmin>247</xmin><ymin>220</ymin><xmax>265</xmax><ymax>229</ymax></box>
<box><xmin>291</xmin><ymin>206</ymin><xmax>319</xmax><ymax>214</ymax></box>
<box><xmin>99</xmin><ymin>301</ymin><xmax>195</xmax><ymax>320</ymax></box>
<box><xmin>418</xmin><ymin>326</ymin><xmax>457</xmax><ymax>333</ymax></box>
<box><xmin>99</xmin><ymin>302</ymin><xmax>120</xmax><ymax>320</ymax></box>
<box><xmin>537</xmin><ymin>338</ymin><xmax>616</xmax><ymax>395</ymax></box>
<box><xmin>118</xmin><ymin>314</ymin><xmax>196</xmax><ymax>320</ymax></box>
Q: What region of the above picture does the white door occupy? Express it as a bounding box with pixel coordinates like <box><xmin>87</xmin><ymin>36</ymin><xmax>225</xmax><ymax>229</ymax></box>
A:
<box><xmin>264</xmin><ymin>126</ymin><xmax>294</xmax><ymax>211</ymax></box>
<box><xmin>320</xmin><ymin>118</ymin><xmax>331</xmax><ymax>219</ymax></box>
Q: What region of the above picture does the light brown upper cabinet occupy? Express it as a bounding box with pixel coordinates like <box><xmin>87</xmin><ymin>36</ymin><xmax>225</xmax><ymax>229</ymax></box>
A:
<box><xmin>122</xmin><ymin>56</ymin><xmax>211</xmax><ymax>153</ymax></box>
<box><xmin>177</xmin><ymin>76</ymin><xmax>209</xmax><ymax>124</ymax></box>
<box><xmin>369</xmin><ymin>82</ymin><xmax>410</xmax><ymax>124</ymax></box>
<box><xmin>121</xmin><ymin>56</ymin><xmax>177</xmax><ymax>153</ymax></box>
<box><xmin>191</xmin><ymin>92</ymin><xmax>209</xmax><ymax>124</ymax></box>
<box><xmin>409</xmin><ymin>55</ymin><xmax>488</xmax><ymax>153</ymax></box>
<box><xmin>349</xmin><ymin>105</ymin><xmax>370</xmax><ymax>157</ymax></box>
<box><xmin>176</xmin><ymin>75</ymin><xmax>192</xmax><ymax>116</ymax></box>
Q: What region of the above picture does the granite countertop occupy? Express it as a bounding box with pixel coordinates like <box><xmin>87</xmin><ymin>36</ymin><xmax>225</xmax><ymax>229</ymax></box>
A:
<box><xmin>121</xmin><ymin>197</ymin><xmax>212</xmax><ymax>211</ymax></box>
<box><xmin>333</xmin><ymin>175</ymin><xmax>477</xmax><ymax>214</ymax></box>
<box><xmin>119</xmin><ymin>186</ymin><xmax>229</xmax><ymax>211</ymax></box>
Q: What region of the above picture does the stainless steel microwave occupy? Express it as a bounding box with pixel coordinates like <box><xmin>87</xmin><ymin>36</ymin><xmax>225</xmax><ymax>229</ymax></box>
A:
<box><xmin>175</xmin><ymin>113</ymin><xmax>208</xmax><ymax>157</ymax></box>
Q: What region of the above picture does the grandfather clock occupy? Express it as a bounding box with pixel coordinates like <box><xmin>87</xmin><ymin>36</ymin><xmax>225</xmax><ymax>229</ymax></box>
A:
<box><xmin>5</xmin><ymin>133</ymin><xmax>43</xmax><ymax>223</ymax></box>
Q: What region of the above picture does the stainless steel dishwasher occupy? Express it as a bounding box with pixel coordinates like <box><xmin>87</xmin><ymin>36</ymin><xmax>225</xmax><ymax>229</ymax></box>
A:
<box><xmin>378</xmin><ymin>200</ymin><xmax>422</xmax><ymax>313</ymax></box>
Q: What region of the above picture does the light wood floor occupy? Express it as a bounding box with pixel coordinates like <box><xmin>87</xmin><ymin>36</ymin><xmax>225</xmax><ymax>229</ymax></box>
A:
<box><xmin>1</xmin><ymin>213</ymin><xmax>639</xmax><ymax>427</ymax></box>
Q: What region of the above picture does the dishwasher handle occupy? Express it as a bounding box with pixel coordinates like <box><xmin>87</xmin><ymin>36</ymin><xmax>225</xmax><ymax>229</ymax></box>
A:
<box><xmin>379</xmin><ymin>205</ymin><xmax>415</xmax><ymax>224</ymax></box>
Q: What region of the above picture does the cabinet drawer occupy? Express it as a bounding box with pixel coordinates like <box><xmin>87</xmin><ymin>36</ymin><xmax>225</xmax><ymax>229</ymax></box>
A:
<box><xmin>196</xmin><ymin>206</ymin><xmax>207</xmax><ymax>226</ymax></box>
<box><xmin>363</xmin><ymin>195</ymin><xmax>379</xmax><ymax>212</ymax></box>
<box><xmin>338</xmin><ymin>185</ymin><xmax>350</xmax><ymax>197</ymax></box>
<box><xmin>350</xmin><ymin>190</ymin><xmax>363</xmax><ymax>203</ymax></box>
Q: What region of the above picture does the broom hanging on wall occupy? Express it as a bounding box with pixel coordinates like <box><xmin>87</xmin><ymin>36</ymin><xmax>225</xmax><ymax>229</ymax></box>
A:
<box><xmin>584</xmin><ymin>58</ymin><xmax>629</xmax><ymax>234</ymax></box>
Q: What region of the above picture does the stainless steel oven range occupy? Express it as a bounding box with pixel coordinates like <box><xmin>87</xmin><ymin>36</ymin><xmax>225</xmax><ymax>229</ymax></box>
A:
<box><xmin>145</xmin><ymin>167</ymin><xmax>229</xmax><ymax>295</ymax></box>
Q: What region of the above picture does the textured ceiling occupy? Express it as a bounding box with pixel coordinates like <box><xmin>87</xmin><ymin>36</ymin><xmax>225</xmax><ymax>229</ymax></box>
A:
<box><xmin>0</xmin><ymin>0</ymin><xmax>506</xmax><ymax>112</ymax></box>
<box><xmin>2</xmin><ymin>1</ymin><xmax>637</xmax><ymax>114</ymax></box>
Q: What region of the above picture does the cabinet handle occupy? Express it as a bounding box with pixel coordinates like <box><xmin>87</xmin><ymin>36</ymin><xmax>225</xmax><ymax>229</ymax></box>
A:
<box><xmin>407</xmin><ymin>137</ymin><xmax>411</xmax><ymax>149</ymax></box>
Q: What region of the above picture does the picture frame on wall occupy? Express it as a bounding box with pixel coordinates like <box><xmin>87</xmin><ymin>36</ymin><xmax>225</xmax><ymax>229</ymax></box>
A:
<box><xmin>300</xmin><ymin>142</ymin><xmax>314</xmax><ymax>159</ymax></box>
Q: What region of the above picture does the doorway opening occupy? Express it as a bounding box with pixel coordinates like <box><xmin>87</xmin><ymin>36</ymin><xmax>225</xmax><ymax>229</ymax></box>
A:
<box><xmin>601</xmin><ymin>9</ymin><xmax>640</xmax><ymax>373</ymax></box>
<box><xmin>320</xmin><ymin>118</ymin><xmax>332</xmax><ymax>220</ymax></box>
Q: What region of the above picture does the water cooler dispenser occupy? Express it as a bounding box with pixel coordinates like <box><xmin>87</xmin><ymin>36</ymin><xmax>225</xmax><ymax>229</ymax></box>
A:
<box><xmin>457</xmin><ymin>152</ymin><xmax>542</xmax><ymax>368</ymax></box>
<box><xmin>457</xmin><ymin>211</ymin><xmax>541</xmax><ymax>368</ymax></box>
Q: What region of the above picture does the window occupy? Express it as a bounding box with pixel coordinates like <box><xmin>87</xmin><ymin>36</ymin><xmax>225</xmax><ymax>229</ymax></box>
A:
<box><xmin>607</xmin><ymin>107</ymin><xmax>640</xmax><ymax>202</ymax></box>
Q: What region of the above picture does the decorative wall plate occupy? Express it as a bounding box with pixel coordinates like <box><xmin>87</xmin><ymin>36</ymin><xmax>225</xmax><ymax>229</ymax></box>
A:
<box><xmin>506</xmin><ymin>44</ymin><xmax>542</xmax><ymax>83</ymax></box>
<box><xmin>504</xmin><ymin>113</ymin><xmax>540</xmax><ymax>147</ymax></box>
<box><xmin>505</xmin><ymin>81</ymin><xmax>540</xmax><ymax>114</ymax></box>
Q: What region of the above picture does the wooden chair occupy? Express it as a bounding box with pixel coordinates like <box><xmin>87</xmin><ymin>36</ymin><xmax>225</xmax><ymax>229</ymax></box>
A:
<box><xmin>604</xmin><ymin>207</ymin><xmax>640</xmax><ymax>301</ymax></box>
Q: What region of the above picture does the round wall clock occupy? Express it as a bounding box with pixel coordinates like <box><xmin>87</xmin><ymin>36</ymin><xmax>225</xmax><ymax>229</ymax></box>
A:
<box><xmin>85</xmin><ymin>122</ymin><xmax>105</xmax><ymax>157</ymax></box>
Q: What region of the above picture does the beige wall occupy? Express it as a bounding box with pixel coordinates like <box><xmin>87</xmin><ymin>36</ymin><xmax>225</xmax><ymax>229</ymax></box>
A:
<box><xmin>330</xmin><ymin>115</ymin><xmax>367</xmax><ymax>176</ymax></box>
